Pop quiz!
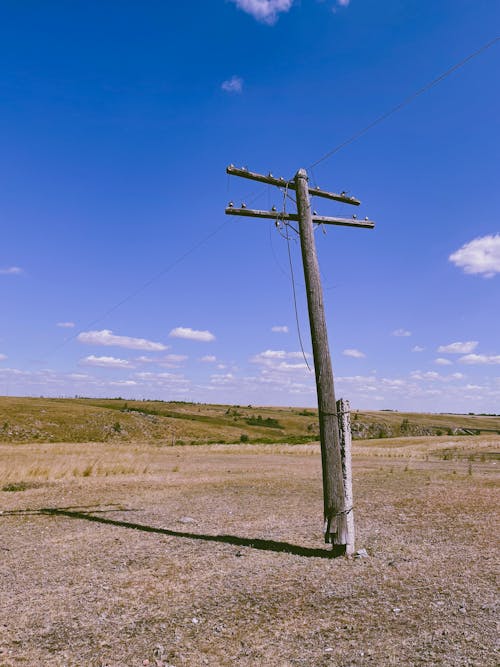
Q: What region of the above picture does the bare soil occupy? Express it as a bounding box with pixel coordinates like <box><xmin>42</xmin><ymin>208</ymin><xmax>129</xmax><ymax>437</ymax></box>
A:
<box><xmin>0</xmin><ymin>437</ymin><xmax>498</xmax><ymax>666</ymax></box>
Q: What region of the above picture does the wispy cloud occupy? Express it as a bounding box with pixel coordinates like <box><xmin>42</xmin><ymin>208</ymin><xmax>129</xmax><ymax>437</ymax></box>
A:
<box><xmin>343</xmin><ymin>348</ymin><xmax>366</xmax><ymax>359</ymax></box>
<box><xmin>438</xmin><ymin>341</ymin><xmax>478</xmax><ymax>354</ymax></box>
<box><xmin>435</xmin><ymin>358</ymin><xmax>452</xmax><ymax>366</ymax></box>
<box><xmin>229</xmin><ymin>0</ymin><xmax>293</xmax><ymax>24</ymax></box>
<box><xmin>458</xmin><ymin>353</ymin><xmax>500</xmax><ymax>365</ymax></box>
<box><xmin>221</xmin><ymin>75</ymin><xmax>243</xmax><ymax>93</ymax></box>
<box><xmin>136</xmin><ymin>355</ymin><xmax>155</xmax><ymax>363</ymax></box>
<box><xmin>160</xmin><ymin>354</ymin><xmax>188</xmax><ymax>368</ymax></box>
<box><xmin>77</xmin><ymin>329</ymin><xmax>168</xmax><ymax>351</ymax></box>
<box><xmin>109</xmin><ymin>380</ymin><xmax>138</xmax><ymax>387</ymax></box>
<box><xmin>57</xmin><ymin>321</ymin><xmax>75</xmax><ymax>329</ymax></box>
<box><xmin>449</xmin><ymin>234</ymin><xmax>500</xmax><ymax>278</ymax></box>
<box><xmin>200</xmin><ymin>355</ymin><xmax>217</xmax><ymax>363</ymax></box>
<box><xmin>271</xmin><ymin>325</ymin><xmax>289</xmax><ymax>333</ymax></box>
<box><xmin>392</xmin><ymin>328</ymin><xmax>411</xmax><ymax>337</ymax></box>
<box><xmin>251</xmin><ymin>349</ymin><xmax>310</xmax><ymax>362</ymax></box>
<box><xmin>169</xmin><ymin>327</ymin><xmax>215</xmax><ymax>342</ymax></box>
<box><xmin>0</xmin><ymin>354</ymin><xmax>7</xmax><ymax>361</ymax></box>
<box><xmin>412</xmin><ymin>345</ymin><xmax>425</xmax><ymax>352</ymax></box>
<box><xmin>251</xmin><ymin>349</ymin><xmax>311</xmax><ymax>376</ymax></box>
<box><xmin>0</xmin><ymin>266</ymin><xmax>23</xmax><ymax>275</ymax></box>
<box><xmin>80</xmin><ymin>355</ymin><xmax>134</xmax><ymax>369</ymax></box>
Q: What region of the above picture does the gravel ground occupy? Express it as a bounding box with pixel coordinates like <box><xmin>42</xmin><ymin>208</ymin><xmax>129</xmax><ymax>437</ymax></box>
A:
<box><xmin>0</xmin><ymin>441</ymin><xmax>498</xmax><ymax>666</ymax></box>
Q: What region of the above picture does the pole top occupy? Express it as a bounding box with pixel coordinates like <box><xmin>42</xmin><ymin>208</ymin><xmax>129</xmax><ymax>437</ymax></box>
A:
<box><xmin>296</xmin><ymin>168</ymin><xmax>308</xmax><ymax>180</ymax></box>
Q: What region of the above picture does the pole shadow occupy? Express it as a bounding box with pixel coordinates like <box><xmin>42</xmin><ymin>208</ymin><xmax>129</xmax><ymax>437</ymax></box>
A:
<box><xmin>23</xmin><ymin>507</ymin><xmax>344</xmax><ymax>559</ymax></box>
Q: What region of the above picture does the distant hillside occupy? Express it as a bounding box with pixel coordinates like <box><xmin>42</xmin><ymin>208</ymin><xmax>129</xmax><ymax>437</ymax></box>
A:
<box><xmin>1</xmin><ymin>397</ymin><xmax>499</xmax><ymax>445</ymax></box>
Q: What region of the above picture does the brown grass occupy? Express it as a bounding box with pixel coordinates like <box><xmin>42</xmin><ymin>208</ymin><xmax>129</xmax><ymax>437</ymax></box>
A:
<box><xmin>0</xmin><ymin>434</ymin><xmax>498</xmax><ymax>666</ymax></box>
<box><xmin>1</xmin><ymin>396</ymin><xmax>500</xmax><ymax>445</ymax></box>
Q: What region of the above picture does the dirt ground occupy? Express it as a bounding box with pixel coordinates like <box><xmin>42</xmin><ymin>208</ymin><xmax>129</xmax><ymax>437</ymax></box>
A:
<box><xmin>0</xmin><ymin>438</ymin><xmax>498</xmax><ymax>666</ymax></box>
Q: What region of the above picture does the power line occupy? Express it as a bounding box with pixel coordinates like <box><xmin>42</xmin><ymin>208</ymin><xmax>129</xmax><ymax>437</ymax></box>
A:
<box><xmin>45</xmin><ymin>218</ymin><xmax>231</xmax><ymax>358</ymax></box>
<box><xmin>310</xmin><ymin>36</ymin><xmax>500</xmax><ymax>169</ymax></box>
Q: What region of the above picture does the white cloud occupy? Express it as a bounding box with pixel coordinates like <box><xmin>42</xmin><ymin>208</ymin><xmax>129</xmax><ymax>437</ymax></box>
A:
<box><xmin>200</xmin><ymin>355</ymin><xmax>217</xmax><ymax>363</ymax></box>
<box><xmin>392</xmin><ymin>328</ymin><xmax>411</xmax><ymax>337</ymax></box>
<box><xmin>77</xmin><ymin>329</ymin><xmax>167</xmax><ymax>351</ymax></box>
<box><xmin>271</xmin><ymin>325</ymin><xmax>289</xmax><ymax>333</ymax></box>
<box><xmin>136</xmin><ymin>355</ymin><xmax>155</xmax><ymax>363</ymax></box>
<box><xmin>0</xmin><ymin>354</ymin><xmax>7</xmax><ymax>361</ymax></box>
<box><xmin>435</xmin><ymin>358</ymin><xmax>452</xmax><ymax>366</ymax></box>
<box><xmin>411</xmin><ymin>370</ymin><xmax>440</xmax><ymax>381</ymax></box>
<box><xmin>251</xmin><ymin>349</ymin><xmax>311</xmax><ymax>364</ymax></box>
<box><xmin>164</xmin><ymin>354</ymin><xmax>188</xmax><ymax>363</ymax></box>
<box><xmin>221</xmin><ymin>75</ymin><xmax>243</xmax><ymax>93</ymax></box>
<box><xmin>57</xmin><ymin>321</ymin><xmax>75</xmax><ymax>328</ymax></box>
<box><xmin>229</xmin><ymin>0</ymin><xmax>293</xmax><ymax>24</ymax></box>
<box><xmin>108</xmin><ymin>380</ymin><xmax>138</xmax><ymax>387</ymax></box>
<box><xmin>449</xmin><ymin>234</ymin><xmax>500</xmax><ymax>278</ymax></box>
<box><xmin>438</xmin><ymin>341</ymin><xmax>478</xmax><ymax>354</ymax></box>
<box><xmin>169</xmin><ymin>327</ymin><xmax>215</xmax><ymax>342</ymax></box>
<box><xmin>210</xmin><ymin>373</ymin><xmax>235</xmax><ymax>385</ymax></box>
<box><xmin>80</xmin><ymin>355</ymin><xmax>133</xmax><ymax>369</ymax></box>
<box><xmin>250</xmin><ymin>350</ymin><xmax>312</xmax><ymax>384</ymax></box>
<box><xmin>410</xmin><ymin>370</ymin><xmax>465</xmax><ymax>383</ymax></box>
<box><xmin>160</xmin><ymin>354</ymin><xmax>188</xmax><ymax>368</ymax></box>
<box><xmin>412</xmin><ymin>345</ymin><xmax>425</xmax><ymax>352</ymax></box>
<box><xmin>459</xmin><ymin>353</ymin><xmax>500</xmax><ymax>365</ymax></box>
<box><xmin>343</xmin><ymin>348</ymin><xmax>366</xmax><ymax>359</ymax></box>
<box><xmin>337</xmin><ymin>0</ymin><xmax>350</xmax><ymax>5</ymax></box>
<box><xmin>0</xmin><ymin>266</ymin><xmax>23</xmax><ymax>275</ymax></box>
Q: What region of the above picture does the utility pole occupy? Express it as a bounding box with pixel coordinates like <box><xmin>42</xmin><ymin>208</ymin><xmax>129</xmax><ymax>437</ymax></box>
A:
<box><xmin>225</xmin><ymin>165</ymin><xmax>375</xmax><ymax>553</ymax></box>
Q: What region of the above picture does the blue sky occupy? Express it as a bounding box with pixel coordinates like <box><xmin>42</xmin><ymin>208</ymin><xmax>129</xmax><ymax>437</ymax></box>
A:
<box><xmin>1</xmin><ymin>0</ymin><xmax>499</xmax><ymax>412</ymax></box>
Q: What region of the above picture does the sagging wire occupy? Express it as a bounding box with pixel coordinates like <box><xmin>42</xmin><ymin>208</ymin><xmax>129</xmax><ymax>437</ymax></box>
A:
<box><xmin>278</xmin><ymin>182</ymin><xmax>312</xmax><ymax>373</ymax></box>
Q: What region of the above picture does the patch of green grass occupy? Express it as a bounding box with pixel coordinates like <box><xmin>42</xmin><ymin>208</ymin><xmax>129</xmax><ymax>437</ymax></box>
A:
<box><xmin>2</xmin><ymin>481</ymin><xmax>34</xmax><ymax>492</ymax></box>
<box><xmin>245</xmin><ymin>416</ymin><xmax>283</xmax><ymax>429</ymax></box>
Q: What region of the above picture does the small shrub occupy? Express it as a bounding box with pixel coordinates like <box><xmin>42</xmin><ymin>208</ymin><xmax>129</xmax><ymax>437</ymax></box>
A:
<box><xmin>112</xmin><ymin>421</ymin><xmax>121</xmax><ymax>433</ymax></box>
<box><xmin>2</xmin><ymin>481</ymin><xmax>30</xmax><ymax>492</ymax></box>
<box><xmin>240</xmin><ymin>434</ymin><xmax>249</xmax><ymax>443</ymax></box>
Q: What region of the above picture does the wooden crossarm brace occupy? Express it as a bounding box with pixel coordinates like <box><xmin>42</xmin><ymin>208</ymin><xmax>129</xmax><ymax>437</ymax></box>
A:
<box><xmin>225</xmin><ymin>207</ymin><xmax>375</xmax><ymax>229</ymax></box>
<box><xmin>226</xmin><ymin>165</ymin><xmax>360</xmax><ymax>206</ymax></box>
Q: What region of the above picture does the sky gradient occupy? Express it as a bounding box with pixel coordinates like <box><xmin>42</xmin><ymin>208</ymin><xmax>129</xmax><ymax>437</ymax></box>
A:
<box><xmin>1</xmin><ymin>1</ymin><xmax>499</xmax><ymax>412</ymax></box>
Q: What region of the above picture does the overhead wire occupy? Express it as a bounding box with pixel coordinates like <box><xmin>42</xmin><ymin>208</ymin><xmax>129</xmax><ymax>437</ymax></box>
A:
<box><xmin>309</xmin><ymin>36</ymin><xmax>500</xmax><ymax>169</ymax></box>
<box><xmin>280</xmin><ymin>183</ymin><xmax>312</xmax><ymax>373</ymax></box>
<box><xmin>45</xmin><ymin>217</ymin><xmax>231</xmax><ymax>358</ymax></box>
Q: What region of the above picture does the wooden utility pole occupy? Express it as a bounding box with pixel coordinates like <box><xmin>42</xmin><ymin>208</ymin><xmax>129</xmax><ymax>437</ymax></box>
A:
<box><xmin>225</xmin><ymin>165</ymin><xmax>375</xmax><ymax>552</ymax></box>
<box><xmin>295</xmin><ymin>168</ymin><xmax>348</xmax><ymax>548</ymax></box>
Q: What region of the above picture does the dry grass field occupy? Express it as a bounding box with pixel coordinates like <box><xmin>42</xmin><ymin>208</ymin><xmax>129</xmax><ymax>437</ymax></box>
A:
<box><xmin>0</xmin><ymin>423</ymin><xmax>498</xmax><ymax>666</ymax></box>
<box><xmin>2</xmin><ymin>396</ymin><xmax>500</xmax><ymax>445</ymax></box>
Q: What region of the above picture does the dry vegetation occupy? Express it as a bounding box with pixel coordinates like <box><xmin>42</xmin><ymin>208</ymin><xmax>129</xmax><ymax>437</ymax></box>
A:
<box><xmin>1</xmin><ymin>396</ymin><xmax>499</xmax><ymax>445</ymax></box>
<box><xmin>0</xmin><ymin>399</ymin><xmax>498</xmax><ymax>665</ymax></box>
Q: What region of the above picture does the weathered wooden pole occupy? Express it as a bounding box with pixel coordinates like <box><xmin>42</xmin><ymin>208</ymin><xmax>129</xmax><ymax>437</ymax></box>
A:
<box><xmin>295</xmin><ymin>168</ymin><xmax>350</xmax><ymax>549</ymax></box>
<box><xmin>225</xmin><ymin>164</ymin><xmax>372</xmax><ymax>551</ymax></box>
<box><xmin>337</xmin><ymin>397</ymin><xmax>355</xmax><ymax>555</ymax></box>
